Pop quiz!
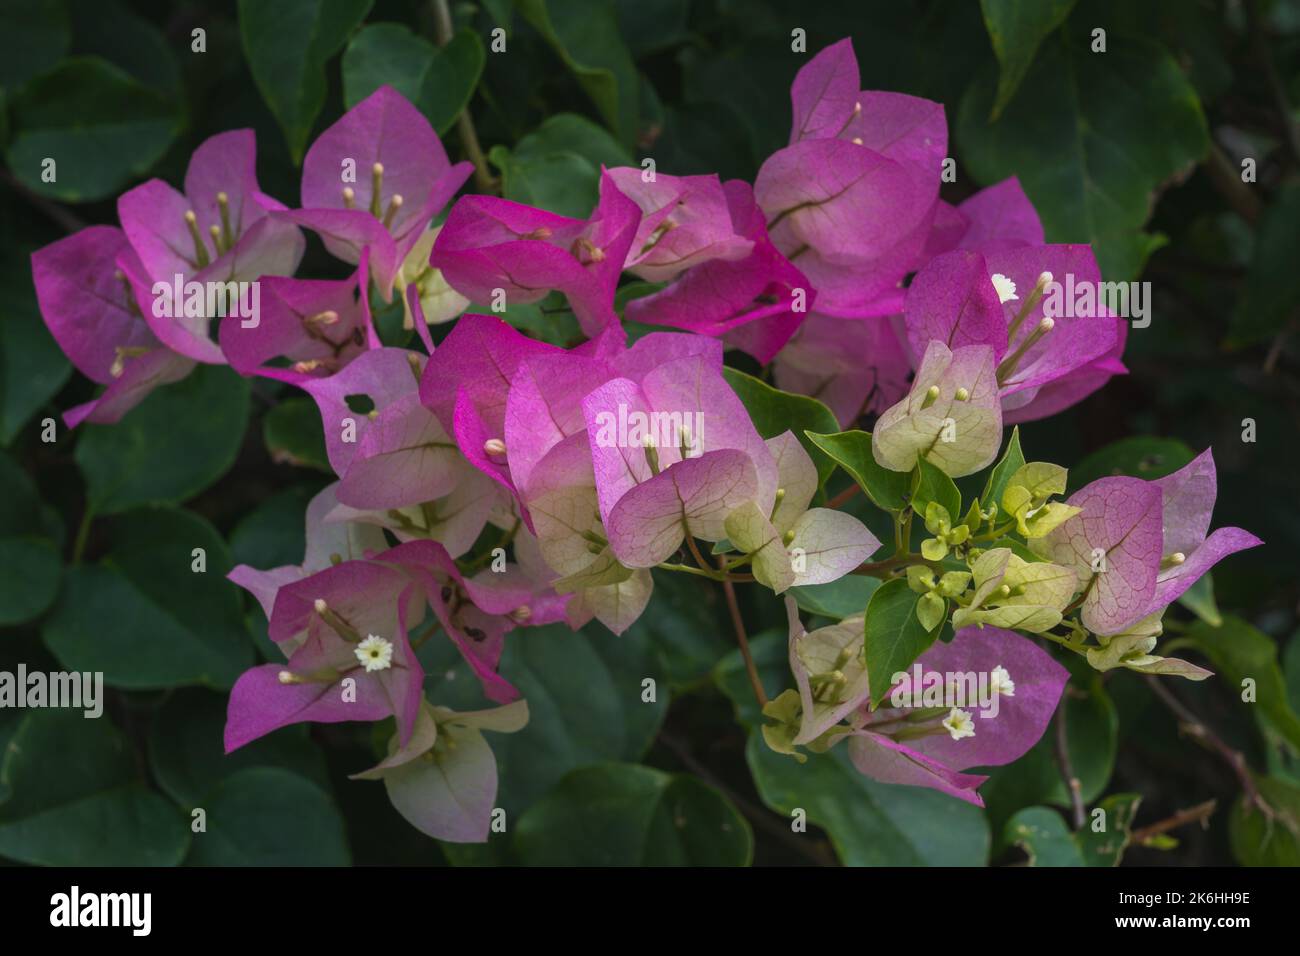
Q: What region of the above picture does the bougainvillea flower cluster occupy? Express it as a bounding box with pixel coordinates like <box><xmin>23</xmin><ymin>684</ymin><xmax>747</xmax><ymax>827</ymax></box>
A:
<box><xmin>30</xmin><ymin>36</ymin><xmax>1260</xmax><ymax>844</ymax></box>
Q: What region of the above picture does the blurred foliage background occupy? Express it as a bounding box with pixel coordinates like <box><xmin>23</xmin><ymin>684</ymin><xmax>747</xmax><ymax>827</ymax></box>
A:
<box><xmin>0</xmin><ymin>0</ymin><xmax>1298</xmax><ymax>866</ymax></box>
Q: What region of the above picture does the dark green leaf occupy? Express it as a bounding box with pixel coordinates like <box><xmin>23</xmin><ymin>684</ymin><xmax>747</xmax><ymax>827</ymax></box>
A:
<box><xmin>746</xmin><ymin>732</ymin><xmax>990</xmax><ymax>866</ymax></box>
<box><xmin>980</xmin><ymin>425</ymin><xmax>1025</xmax><ymax>511</ymax></box>
<box><xmin>149</xmin><ymin>688</ymin><xmax>330</xmax><ymax>808</ymax></box>
<box><xmin>186</xmin><ymin>767</ymin><xmax>350</xmax><ymax>866</ymax></box>
<box><xmin>0</xmin><ymin>0</ymin><xmax>69</xmax><ymax>89</ymax></box>
<box><xmin>1004</xmin><ymin>806</ymin><xmax>1084</xmax><ymax>866</ymax></box>
<box><xmin>239</xmin><ymin>0</ymin><xmax>374</xmax><ymax>163</ymax></box>
<box><xmin>489</xmin><ymin>113</ymin><xmax>632</xmax><ymax>218</ymax></box>
<box><xmin>516</xmin><ymin>0</ymin><xmax>639</xmax><ymax>147</ymax></box>
<box><xmin>75</xmin><ymin>365</ymin><xmax>250</xmax><ymax>514</ymax></box>
<box><xmin>1229</xmin><ymin>775</ymin><xmax>1300</xmax><ymax>867</ymax></box>
<box><xmin>513</xmin><ymin>764</ymin><xmax>752</xmax><ymax>865</ymax></box>
<box><xmin>5</xmin><ymin>57</ymin><xmax>181</xmax><ymax>202</ymax></box>
<box><xmin>958</xmin><ymin>31</ymin><xmax>1207</xmax><ymax>281</ymax></box>
<box><xmin>0</xmin><ymin>537</ymin><xmax>60</xmax><ymax>625</ymax></box>
<box><xmin>979</xmin><ymin>0</ymin><xmax>1078</xmax><ymax>119</ymax></box>
<box><xmin>722</xmin><ymin>367</ymin><xmax>839</xmax><ymax>485</ymax></box>
<box><xmin>43</xmin><ymin>507</ymin><xmax>254</xmax><ymax>689</ymax></box>
<box><xmin>912</xmin><ymin>457</ymin><xmax>961</xmax><ymax>524</ymax></box>
<box><xmin>0</xmin><ymin>710</ymin><xmax>188</xmax><ymax>865</ymax></box>
<box><xmin>342</xmin><ymin>24</ymin><xmax>485</xmax><ymax>135</ymax></box>
<box><xmin>864</xmin><ymin>578</ymin><xmax>938</xmax><ymax>707</ymax></box>
<box><xmin>1074</xmin><ymin>791</ymin><xmax>1141</xmax><ymax>866</ymax></box>
<box><xmin>1188</xmin><ymin>616</ymin><xmax>1300</xmax><ymax>752</ymax></box>
<box><xmin>806</xmin><ymin>429</ymin><xmax>910</xmax><ymax>511</ymax></box>
<box><xmin>790</xmin><ymin>576</ymin><xmax>881</xmax><ymax>620</ymax></box>
<box><xmin>1067</xmin><ymin>435</ymin><xmax>1194</xmax><ymax>492</ymax></box>
<box><xmin>263</xmin><ymin>396</ymin><xmax>331</xmax><ymax>472</ymax></box>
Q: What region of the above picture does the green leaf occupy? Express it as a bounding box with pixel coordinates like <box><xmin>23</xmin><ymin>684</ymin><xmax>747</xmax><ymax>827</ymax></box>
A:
<box><xmin>1230</xmin><ymin>775</ymin><xmax>1300</xmax><ymax>866</ymax></box>
<box><xmin>1004</xmin><ymin>806</ymin><xmax>1084</xmax><ymax>866</ymax></box>
<box><xmin>805</xmin><ymin>430</ymin><xmax>910</xmax><ymax>511</ymax></box>
<box><xmin>0</xmin><ymin>0</ymin><xmax>69</xmax><ymax>89</ymax></box>
<box><xmin>0</xmin><ymin>537</ymin><xmax>59</xmax><ymax>626</ymax></box>
<box><xmin>148</xmin><ymin>689</ymin><xmax>330</xmax><ymax>808</ymax></box>
<box><xmin>1188</xmin><ymin>616</ymin><xmax>1300</xmax><ymax>752</ymax></box>
<box><xmin>230</xmin><ymin>484</ymin><xmax>319</xmax><ymax>571</ymax></box>
<box><xmin>623</xmin><ymin>569</ymin><xmax>730</xmax><ymax>689</ymax></box>
<box><xmin>912</xmin><ymin>457</ymin><xmax>961</xmax><ymax>524</ymax></box>
<box><xmin>513</xmin><ymin>764</ymin><xmax>752</xmax><ymax>865</ymax></box>
<box><xmin>419</xmin><ymin>622</ymin><xmax>668</xmax><ymax>826</ymax></box>
<box><xmin>1177</xmin><ymin>572</ymin><xmax>1222</xmax><ymax>627</ymax></box>
<box><xmin>0</xmin><ymin>449</ymin><xmax>63</xmax><ymax>543</ymax></box>
<box><xmin>0</xmin><ymin>710</ymin><xmax>188</xmax><ymax>866</ymax></box>
<box><xmin>43</xmin><ymin>507</ymin><xmax>255</xmax><ymax>689</ymax></box>
<box><xmin>722</xmin><ymin>368</ymin><xmax>839</xmax><ymax>485</ymax></box>
<box><xmin>1074</xmin><ymin>792</ymin><xmax>1141</xmax><ymax>866</ymax></box>
<box><xmin>263</xmin><ymin>396</ymin><xmax>331</xmax><ymax>472</ymax></box>
<box><xmin>980</xmin><ymin>663</ymin><xmax>1118</xmax><ymax>841</ymax></box>
<box><xmin>958</xmin><ymin>31</ymin><xmax>1208</xmax><ymax>281</ymax></box>
<box><xmin>864</xmin><ymin>578</ymin><xmax>938</xmax><ymax>708</ymax></box>
<box><xmin>75</xmin><ymin>365</ymin><xmax>250</xmax><ymax>514</ymax></box>
<box><xmin>489</xmin><ymin>113</ymin><xmax>633</xmax><ymax>218</ymax></box>
<box><xmin>69</xmin><ymin>0</ymin><xmax>181</xmax><ymax>96</ymax></box>
<box><xmin>979</xmin><ymin>0</ymin><xmax>1078</xmax><ymax>120</ymax></box>
<box><xmin>790</xmin><ymin>576</ymin><xmax>881</xmax><ymax>620</ymax></box>
<box><xmin>980</xmin><ymin>426</ymin><xmax>1025</xmax><ymax>511</ymax></box>
<box><xmin>238</xmin><ymin>0</ymin><xmax>374</xmax><ymax>163</ymax></box>
<box><xmin>1068</xmin><ymin>435</ymin><xmax>1194</xmax><ymax>492</ymax></box>
<box><xmin>516</xmin><ymin>0</ymin><xmax>639</xmax><ymax>147</ymax></box>
<box><xmin>5</xmin><ymin>56</ymin><xmax>182</xmax><ymax>202</ymax></box>
<box><xmin>1230</xmin><ymin>183</ymin><xmax>1300</xmax><ymax>347</ymax></box>
<box><xmin>0</xmin><ymin>248</ymin><xmax>70</xmax><ymax>445</ymax></box>
<box><xmin>745</xmin><ymin>732</ymin><xmax>990</xmax><ymax>866</ymax></box>
<box><xmin>186</xmin><ymin>767</ymin><xmax>350</xmax><ymax>866</ymax></box>
<box><xmin>342</xmin><ymin>24</ymin><xmax>485</xmax><ymax>135</ymax></box>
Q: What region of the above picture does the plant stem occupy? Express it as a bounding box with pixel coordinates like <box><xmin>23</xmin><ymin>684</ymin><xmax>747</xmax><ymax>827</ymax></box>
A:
<box><xmin>1130</xmin><ymin>799</ymin><xmax>1218</xmax><ymax>845</ymax></box>
<box><xmin>1054</xmin><ymin>704</ymin><xmax>1086</xmax><ymax>830</ymax></box>
<box><xmin>431</xmin><ymin>0</ymin><xmax>498</xmax><ymax>194</ymax></box>
<box><xmin>825</xmin><ymin>484</ymin><xmax>859</xmax><ymax>509</ymax></box>
<box><xmin>1144</xmin><ymin>676</ymin><xmax>1272</xmax><ymax>818</ymax></box>
<box><xmin>718</xmin><ymin>553</ymin><xmax>767</xmax><ymax>710</ymax></box>
<box><xmin>71</xmin><ymin>508</ymin><xmax>94</xmax><ymax>565</ymax></box>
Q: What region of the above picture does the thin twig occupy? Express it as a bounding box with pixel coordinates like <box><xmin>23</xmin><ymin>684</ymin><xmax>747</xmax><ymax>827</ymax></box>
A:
<box><xmin>431</xmin><ymin>0</ymin><xmax>498</xmax><ymax>194</ymax></box>
<box><xmin>1054</xmin><ymin>704</ymin><xmax>1086</xmax><ymax>830</ymax></box>
<box><xmin>1144</xmin><ymin>676</ymin><xmax>1272</xmax><ymax>819</ymax></box>
<box><xmin>717</xmin><ymin>552</ymin><xmax>768</xmax><ymax>709</ymax></box>
<box><xmin>825</xmin><ymin>484</ymin><xmax>859</xmax><ymax>509</ymax></box>
<box><xmin>1130</xmin><ymin>799</ymin><xmax>1218</xmax><ymax>845</ymax></box>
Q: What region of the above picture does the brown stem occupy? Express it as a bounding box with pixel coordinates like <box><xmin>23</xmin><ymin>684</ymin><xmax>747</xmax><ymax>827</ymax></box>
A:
<box><xmin>1144</xmin><ymin>676</ymin><xmax>1272</xmax><ymax>818</ymax></box>
<box><xmin>717</xmin><ymin>553</ymin><xmax>768</xmax><ymax>709</ymax></box>
<box><xmin>1054</xmin><ymin>704</ymin><xmax>1086</xmax><ymax>830</ymax></box>
<box><xmin>1130</xmin><ymin>799</ymin><xmax>1218</xmax><ymax>845</ymax></box>
<box><xmin>431</xmin><ymin>0</ymin><xmax>498</xmax><ymax>194</ymax></box>
<box><xmin>825</xmin><ymin>484</ymin><xmax>860</xmax><ymax>509</ymax></box>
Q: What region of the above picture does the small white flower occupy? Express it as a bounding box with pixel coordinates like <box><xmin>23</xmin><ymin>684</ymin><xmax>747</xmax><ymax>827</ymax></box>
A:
<box><xmin>942</xmin><ymin>707</ymin><xmax>976</xmax><ymax>741</ymax></box>
<box><xmin>355</xmin><ymin>634</ymin><xmax>394</xmax><ymax>672</ymax></box>
<box><xmin>990</xmin><ymin>664</ymin><xmax>1016</xmax><ymax>697</ymax></box>
<box><xmin>991</xmin><ymin>273</ymin><xmax>1018</xmax><ymax>304</ymax></box>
